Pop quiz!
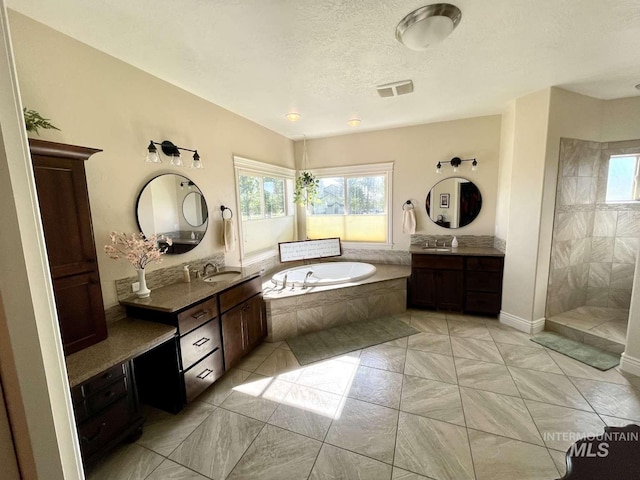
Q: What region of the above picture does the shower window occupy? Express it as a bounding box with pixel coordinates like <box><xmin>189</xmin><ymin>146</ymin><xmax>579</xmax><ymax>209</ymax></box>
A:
<box><xmin>605</xmin><ymin>154</ymin><xmax>640</xmax><ymax>202</ymax></box>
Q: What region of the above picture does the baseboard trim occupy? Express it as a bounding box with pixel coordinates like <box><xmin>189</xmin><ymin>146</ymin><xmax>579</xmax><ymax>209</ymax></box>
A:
<box><xmin>499</xmin><ymin>311</ymin><xmax>545</xmax><ymax>334</ymax></box>
<box><xmin>620</xmin><ymin>353</ymin><xmax>640</xmax><ymax>377</ymax></box>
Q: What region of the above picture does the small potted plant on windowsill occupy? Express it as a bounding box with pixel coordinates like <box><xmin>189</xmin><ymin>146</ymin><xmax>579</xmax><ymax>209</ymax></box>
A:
<box><xmin>294</xmin><ymin>171</ymin><xmax>319</xmax><ymax>207</ymax></box>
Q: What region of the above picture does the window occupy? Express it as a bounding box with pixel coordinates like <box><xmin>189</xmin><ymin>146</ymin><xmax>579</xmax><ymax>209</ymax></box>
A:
<box><xmin>234</xmin><ymin>156</ymin><xmax>296</xmax><ymax>259</ymax></box>
<box><xmin>306</xmin><ymin>162</ymin><xmax>393</xmax><ymax>245</ymax></box>
<box><xmin>606</xmin><ymin>154</ymin><xmax>640</xmax><ymax>202</ymax></box>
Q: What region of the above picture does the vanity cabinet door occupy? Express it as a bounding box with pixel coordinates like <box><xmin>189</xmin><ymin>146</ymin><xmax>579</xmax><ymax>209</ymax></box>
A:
<box><xmin>435</xmin><ymin>270</ymin><xmax>464</xmax><ymax>310</ymax></box>
<box><xmin>221</xmin><ymin>304</ymin><xmax>246</xmax><ymax>369</ymax></box>
<box><xmin>409</xmin><ymin>269</ymin><xmax>437</xmax><ymax>308</ymax></box>
<box><xmin>245</xmin><ymin>295</ymin><xmax>266</xmax><ymax>349</ymax></box>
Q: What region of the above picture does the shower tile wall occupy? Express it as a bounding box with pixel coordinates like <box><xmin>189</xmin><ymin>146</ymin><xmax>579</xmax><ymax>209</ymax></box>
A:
<box><xmin>547</xmin><ymin>139</ymin><xmax>598</xmax><ymax>317</ymax></box>
<box><xmin>547</xmin><ymin>138</ymin><xmax>640</xmax><ymax>317</ymax></box>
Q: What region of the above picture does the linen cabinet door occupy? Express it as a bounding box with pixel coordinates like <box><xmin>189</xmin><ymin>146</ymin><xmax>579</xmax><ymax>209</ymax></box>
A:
<box><xmin>221</xmin><ymin>304</ymin><xmax>245</xmax><ymax>369</ymax></box>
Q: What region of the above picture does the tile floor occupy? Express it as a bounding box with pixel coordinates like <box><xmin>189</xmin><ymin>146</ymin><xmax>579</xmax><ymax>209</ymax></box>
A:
<box><xmin>87</xmin><ymin>310</ymin><xmax>640</xmax><ymax>480</ymax></box>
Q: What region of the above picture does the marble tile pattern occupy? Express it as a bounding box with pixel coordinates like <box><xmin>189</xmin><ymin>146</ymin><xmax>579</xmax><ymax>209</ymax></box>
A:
<box><xmin>90</xmin><ymin>310</ymin><xmax>640</xmax><ymax>480</ymax></box>
<box><xmin>546</xmin><ymin>305</ymin><xmax>628</xmax><ymax>351</ymax></box>
<box><xmin>547</xmin><ymin>137</ymin><xmax>640</xmax><ymax>317</ymax></box>
<box><xmin>410</xmin><ymin>234</ymin><xmax>496</xmax><ymax>248</ymax></box>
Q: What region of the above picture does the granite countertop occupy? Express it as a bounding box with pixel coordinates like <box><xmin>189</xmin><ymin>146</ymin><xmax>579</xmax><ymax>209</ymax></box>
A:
<box><xmin>409</xmin><ymin>245</ymin><xmax>505</xmax><ymax>257</ymax></box>
<box><xmin>66</xmin><ymin>318</ymin><xmax>176</xmax><ymax>387</ymax></box>
<box><xmin>120</xmin><ymin>267</ymin><xmax>261</xmax><ymax>313</ymax></box>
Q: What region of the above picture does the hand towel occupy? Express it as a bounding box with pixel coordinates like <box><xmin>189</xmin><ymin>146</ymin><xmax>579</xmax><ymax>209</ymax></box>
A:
<box><xmin>222</xmin><ymin>217</ymin><xmax>236</xmax><ymax>252</ymax></box>
<box><xmin>402</xmin><ymin>208</ymin><xmax>416</xmax><ymax>234</ymax></box>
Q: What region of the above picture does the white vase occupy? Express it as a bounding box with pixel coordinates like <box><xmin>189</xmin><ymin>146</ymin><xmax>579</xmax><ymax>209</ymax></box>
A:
<box><xmin>136</xmin><ymin>268</ymin><xmax>151</xmax><ymax>298</ymax></box>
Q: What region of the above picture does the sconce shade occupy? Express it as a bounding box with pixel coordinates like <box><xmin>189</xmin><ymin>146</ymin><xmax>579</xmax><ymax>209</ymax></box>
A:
<box><xmin>191</xmin><ymin>150</ymin><xmax>203</xmax><ymax>169</ymax></box>
<box><xmin>145</xmin><ymin>141</ymin><xmax>161</xmax><ymax>163</ymax></box>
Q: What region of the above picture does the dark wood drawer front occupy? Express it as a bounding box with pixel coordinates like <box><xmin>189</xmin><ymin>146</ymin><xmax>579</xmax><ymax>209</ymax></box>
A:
<box><xmin>180</xmin><ymin>319</ymin><xmax>222</xmax><ymax>370</ymax></box>
<box><xmin>219</xmin><ymin>276</ymin><xmax>262</xmax><ymax>314</ymax></box>
<box><xmin>412</xmin><ymin>255</ymin><xmax>463</xmax><ymax>270</ymax></box>
<box><xmin>73</xmin><ymin>402</ymin><xmax>89</xmax><ymax>424</ymax></box>
<box><xmin>82</xmin><ymin>364</ymin><xmax>125</xmax><ymax>395</ymax></box>
<box><xmin>465</xmin><ymin>292</ymin><xmax>501</xmax><ymax>315</ymax></box>
<box><xmin>184</xmin><ymin>349</ymin><xmax>224</xmax><ymax>403</ymax></box>
<box><xmin>466</xmin><ymin>256</ymin><xmax>503</xmax><ymax>272</ymax></box>
<box><xmin>87</xmin><ymin>377</ymin><xmax>128</xmax><ymax>414</ymax></box>
<box><xmin>466</xmin><ymin>271</ymin><xmax>502</xmax><ymax>293</ymax></box>
<box><xmin>177</xmin><ymin>297</ymin><xmax>217</xmax><ymax>335</ymax></box>
<box><xmin>78</xmin><ymin>396</ymin><xmax>131</xmax><ymax>459</ymax></box>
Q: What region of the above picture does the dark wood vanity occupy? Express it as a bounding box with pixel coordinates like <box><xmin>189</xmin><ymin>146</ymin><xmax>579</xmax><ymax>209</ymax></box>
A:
<box><xmin>124</xmin><ymin>274</ymin><xmax>266</xmax><ymax>413</ymax></box>
<box><xmin>409</xmin><ymin>247</ymin><xmax>504</xmax><ymax>315</ymax></box>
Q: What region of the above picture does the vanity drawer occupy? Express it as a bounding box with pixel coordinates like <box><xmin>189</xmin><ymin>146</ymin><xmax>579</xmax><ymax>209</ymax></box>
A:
<box><xmin>177</xmin><ymin>297</ymin><xmax>217</xmax><ymax>335</ymax></box>
<box><xmin>86</xmin><ymin>377</ymin><xmax>128</xmax><ymax>415</ymax></box>
<box><xmin>466</xmin><ymin>256</ymin><xmax>503</xmax><ymax>272</ymax></box>
<box><xmin>184</xmin><ymin>349</ymin><xmax>224</xmax><ymax>403</ymax></box>
<box><xmin>180</xmin><ymin>318</ymin><xmax>222</xmax><ymax>370</ymax></box>
<box><xmin>412</xmin><ymin>255</ymin><xmax>463</xmax><ymax>270</ymax></box>
<box><xmin>78</xmin><ymin>396</ymin><xmax>131</xmax><ymax>459</ymax></box>
<box><xmin>82</xmin><ymin>363</ymin><xmax>126</xmax><ymax>396</ymax></box>
<box><xmin>465</xmin><ymin>291</ymin><xmax>501</xmax><ymax>315</ymax></box>
<box><xmin>219</xmin><ymin>276</ymin><xmax>262</xmax><ymax>314</ymax></box>
<box><xmin>465</xmin><ymin>271</ymin><xmax>502</xmax><ymax>293</ymax></box>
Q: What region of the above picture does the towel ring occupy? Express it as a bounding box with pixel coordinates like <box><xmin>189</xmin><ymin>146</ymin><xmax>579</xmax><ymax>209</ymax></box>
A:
<box><xmin>403</xmin><ymin>200</ymin><xmax>414</xmax><ymax>211</ymax></box>
<box><xmin>220</xmin><ymin>205</ymin><xmax>233</xmax><ymax>219</ymax></box>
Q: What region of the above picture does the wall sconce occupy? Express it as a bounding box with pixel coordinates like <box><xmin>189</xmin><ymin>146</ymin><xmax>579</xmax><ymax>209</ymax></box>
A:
<box><xmin>436</xmin><ymin>156</ymin><xmax>477</xmax><ymax>174</ymax></box>
<box><xmin>145</xmin><ymin>140</ymin><xmax>203</xmax><ymax>169</ymax></box>
<box><xmin>180</xmin><ymin>180</ymin><xmax>195</xmax><ymax>189</ymax></box>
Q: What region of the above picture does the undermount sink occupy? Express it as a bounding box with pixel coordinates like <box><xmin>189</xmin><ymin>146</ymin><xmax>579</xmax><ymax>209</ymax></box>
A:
<box><xmin>422</xmin><ymin>247</ymin><xmax>451</xmax><ymax>252</ymax></box>
<box><xmin>203</xmin><ymin>271</ymin><xmax>242</xmax><ymax>283</ymax></box>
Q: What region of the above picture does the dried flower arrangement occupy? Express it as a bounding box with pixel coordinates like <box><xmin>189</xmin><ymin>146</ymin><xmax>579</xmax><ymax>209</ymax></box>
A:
<box><xmin>104</xmin><ymin>232</ymin><xmax>172</xmax><ymax>270</ymax></box>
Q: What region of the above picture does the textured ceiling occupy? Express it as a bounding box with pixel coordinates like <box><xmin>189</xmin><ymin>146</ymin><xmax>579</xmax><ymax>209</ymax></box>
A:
<box><xmin>8</xmin><ymin>0</ymin><xmax>640</xmax><ymax>139</ymax></box>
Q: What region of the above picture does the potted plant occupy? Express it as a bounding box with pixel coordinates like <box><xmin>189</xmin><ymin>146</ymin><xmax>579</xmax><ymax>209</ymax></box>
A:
<box><xmin>23</xmin><ymin>108</ymin><xmax>60</xmax><ymax>135</ymax></box>
<box><xmin>293</xmin><ymin>171</ymin><xmax>319</xmax><ymax>207</ymax></box>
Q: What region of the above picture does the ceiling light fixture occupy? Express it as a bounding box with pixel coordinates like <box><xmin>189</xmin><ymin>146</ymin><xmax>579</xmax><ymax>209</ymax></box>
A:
<box><xmin>285</xmin><ymin>112</ymin><xmax>302</xmax><ymax>122</ymax></box>
<box><xmin>146</xmin><ymin>140</ymin><xmax>203</xmax><ymax>169</ymax></box>
<box><xmin>436</xmin><ymin>156</ymin><xmax>477</xmax><ymax>174</ymax></box>
<box><xmin>347</xmin><ymin>118</ymin><xmax>361</xmax><ymax>127</ymax></box>
<box><xmin>396</xmin><ymin>3</ymin><xmax>462</xmax><ymax>51</ymax></box>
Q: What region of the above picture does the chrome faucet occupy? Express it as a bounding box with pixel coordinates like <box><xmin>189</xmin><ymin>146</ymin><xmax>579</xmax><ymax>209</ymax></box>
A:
<box><xmin>203</xmin><ymin>263</ymin><xmax>216</xmax><ymax>276</ymax></box>
<box><xmin>302</xmin><ymin>271</ymin><xmax>314</xmax><ymax>290</ymax></box>
<box><xmin>282</xmin><ymin>273</ymin><xmax>288</xmax><ymax>290</ymax></box>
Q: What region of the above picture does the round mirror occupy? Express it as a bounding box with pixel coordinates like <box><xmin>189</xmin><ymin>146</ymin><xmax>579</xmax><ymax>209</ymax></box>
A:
<box><xmin>425</xmin><ymin>177</ymin><xmax>482</xmax><ymax>229</ymax></box>
<box><xmin>136</xmin><ymin>174</ymin><xmax>208</xmax><ymax>254</ymax></box>
<box><xmin>183</xmin><ymin>191</ymin><xmax>208</xmax><ymax>227</ymax></box>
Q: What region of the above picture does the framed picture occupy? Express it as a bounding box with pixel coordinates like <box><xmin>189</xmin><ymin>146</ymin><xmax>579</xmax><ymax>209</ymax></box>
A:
<box><xmin>440</xmin><ymin>193</ymin><xmax>450</xmax><ymax>208</ymax></box>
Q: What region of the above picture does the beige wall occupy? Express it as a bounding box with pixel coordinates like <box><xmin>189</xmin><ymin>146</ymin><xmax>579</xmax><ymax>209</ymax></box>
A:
<box><xmin>9</xmin><ymin>11</ymin><xmax>295</xmax><ymax>308</ymax></box>
<box><xmin>295</xmin><ymin>115</ymin><xmax>502</xmax><ymax>250</ymax></box>
<box><xmin>0</xmin><ymin>380</ymin><xmax>20</xmax><ymax>480</ymax></box>
<box><xmin>495</xmin><ymin>100</ymin><xmax>515</xmax><ymax>243</ymax></box>
<box><xmin>602</xmin><ymin>96</ymin><xmax>640</xmax><ymax>142</ymax></box>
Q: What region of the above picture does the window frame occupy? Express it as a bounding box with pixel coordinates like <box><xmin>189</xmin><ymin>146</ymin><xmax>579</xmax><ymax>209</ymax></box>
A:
<box><xmin>605</xmin><ymin>153</ymin><xmax>640</xmax><ymax>203</ymax></box>
<box><xmin>306</xmin><ymin>162</ymin><xmax>394</xmax><ymax>249</ymax></box>
<box><xmin>233</xmin><ymin>156</ymin><xmax>296</xmax><ymax>261</ymax></box>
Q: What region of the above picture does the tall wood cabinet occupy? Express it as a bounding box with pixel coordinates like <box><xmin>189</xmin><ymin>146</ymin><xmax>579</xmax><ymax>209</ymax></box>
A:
<box><xmin>29</xmin><ymin>139</ymin><xmax>108</xmax><ymax>355</ymax></box>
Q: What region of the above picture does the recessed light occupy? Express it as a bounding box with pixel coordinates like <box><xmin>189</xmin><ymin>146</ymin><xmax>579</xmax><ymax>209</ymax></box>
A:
<box><xmin>285</xmin><ymin>112</ymin><xmax>301</xmax><ymax>122</ymax></box>
<box><xmin>347</xmin><ymin>118</ymin><xmax>361</xmax><ymax>127</ymax></box>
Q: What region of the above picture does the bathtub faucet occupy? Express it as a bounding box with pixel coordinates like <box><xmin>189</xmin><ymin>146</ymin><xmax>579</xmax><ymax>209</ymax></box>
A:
<box><xmin>302</xmin><ymin>271</ymin><xmax>314</xmax><ymax>290</ymax></box>
<box><xmin>281</xmin><ymin>273</ymin><xmax>288</xmax><ymax>290</ymax></box>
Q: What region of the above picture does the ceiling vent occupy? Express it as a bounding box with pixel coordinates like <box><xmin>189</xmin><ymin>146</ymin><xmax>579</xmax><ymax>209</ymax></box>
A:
<box><xmin>377</xmin><ymin>80</ymin><xmax>414</xmax><ymax>98</ymax></box>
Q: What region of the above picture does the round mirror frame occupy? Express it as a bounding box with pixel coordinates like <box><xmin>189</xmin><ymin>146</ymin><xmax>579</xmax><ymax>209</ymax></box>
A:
<box><xmin>425</xmin><ymin>176</ymin><xmax>482</xmax><ymax>229</ymax></box>
<box><xmin>135</xmin><ymin>174</ymin><xmax>209</xmax><ymax>254</ymax></box>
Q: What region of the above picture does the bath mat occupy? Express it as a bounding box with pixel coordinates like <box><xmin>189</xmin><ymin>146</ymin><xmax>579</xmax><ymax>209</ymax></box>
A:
<box><xmin>531</xmin><ymin>332</ymin><xmax>620</xmax><ymax>371</ymax></box>
<box><xmin>286</xmin><ymin>316</ymin><xmax>418</xmax><ymax>365</ymax></box>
